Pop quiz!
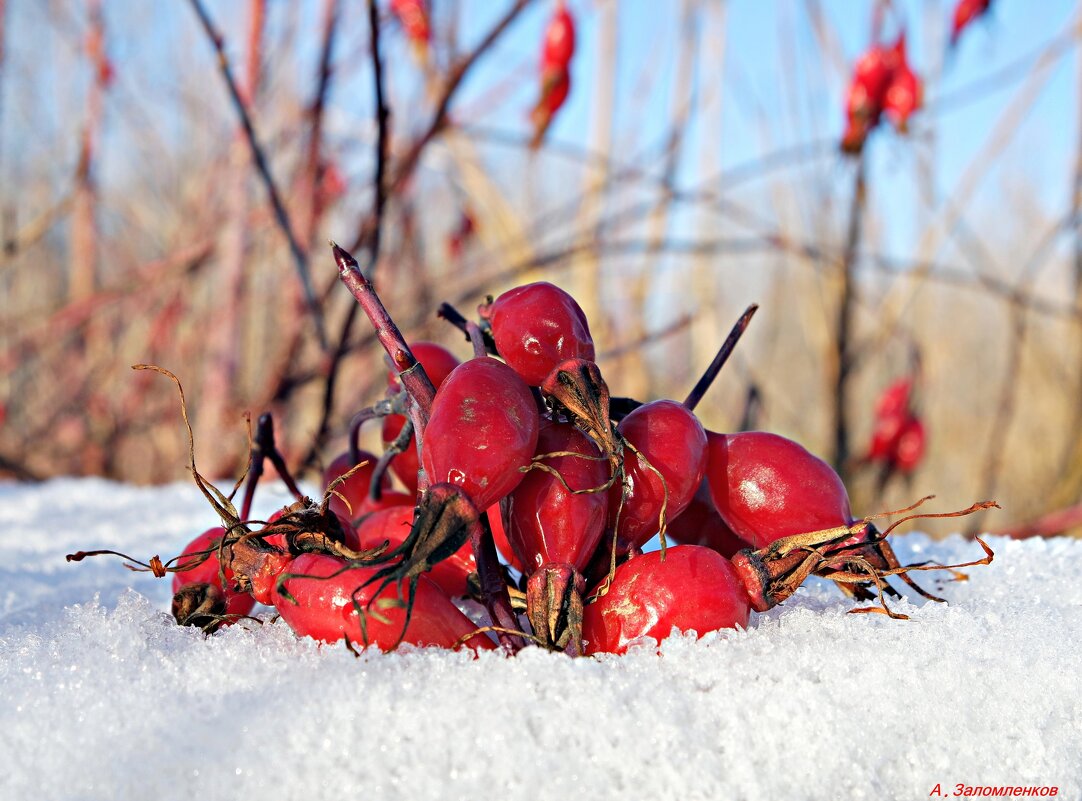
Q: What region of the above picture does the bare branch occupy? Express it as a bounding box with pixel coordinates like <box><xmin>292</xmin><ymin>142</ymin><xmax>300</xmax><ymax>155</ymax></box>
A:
<box><xmin>185</xmin><ymin>0</ymin><xmax>328</xmax><ymax>350</ymax></box>
<box><xmin>347</xmin><ymin>0</ymin><xmax>534</xmax><ymax>254</ymax></box>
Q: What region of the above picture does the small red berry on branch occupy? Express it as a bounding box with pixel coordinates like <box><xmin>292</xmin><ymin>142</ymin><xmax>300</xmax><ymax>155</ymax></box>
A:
<box><xmin>390</xmin><ymin>0</ymin><xmax>431</xmax><ymax>53</ymax></box>
<box><xmin>841</xmin><ymin>31</ymin><xmax>923</xmax><ymax>154</ymax></box>
<box><xmin>530</xmin><ymin>1</ymin><xmax>576</xmax><ymax>147</ymax></box>
<box><xmin>950</xmin><ymin>0</ymin><xmax>992</xmax><ymax>48</ymax></box>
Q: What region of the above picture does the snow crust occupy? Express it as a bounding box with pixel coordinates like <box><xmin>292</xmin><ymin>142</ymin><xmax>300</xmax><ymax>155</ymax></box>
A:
<box><xmin>1</xmin><ymin>479</ymin><xmax>1080</xmax><ymax>801</ymax></box>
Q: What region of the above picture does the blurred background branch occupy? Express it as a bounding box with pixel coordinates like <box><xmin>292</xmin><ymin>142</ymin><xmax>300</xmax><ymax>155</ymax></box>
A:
<box><xmin>1</xmin><ymin>0</ymin><xmax>1080</xmax><ymax>537</ymax></box>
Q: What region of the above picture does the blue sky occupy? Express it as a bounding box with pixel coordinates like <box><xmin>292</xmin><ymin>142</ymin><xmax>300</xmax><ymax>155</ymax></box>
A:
<box><xmin>447</xmin><ymin>0</ymin><xmax>1079</xmax><ymax>266</ymax></box>
<box><xmin>5</xmin><ymin>0</ymin><xmax>1077</xmax><ymax>279</ymax></box>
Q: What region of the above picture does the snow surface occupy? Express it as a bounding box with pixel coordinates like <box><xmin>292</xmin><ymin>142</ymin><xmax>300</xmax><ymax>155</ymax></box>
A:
<box><xmin>1</xmin><ymin>478</ymin><xmax>1080</xmax><ymax>801</ymax></box>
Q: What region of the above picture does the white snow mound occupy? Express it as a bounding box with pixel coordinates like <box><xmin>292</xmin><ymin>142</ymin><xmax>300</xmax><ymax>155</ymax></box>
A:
<box><xmin>1</xmin><ymin>479</ymin><xmax>1079</xmax><ymax>801</ymax></box>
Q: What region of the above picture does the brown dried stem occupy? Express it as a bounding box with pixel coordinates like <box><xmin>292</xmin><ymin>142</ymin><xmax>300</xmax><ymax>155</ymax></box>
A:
<box><xmin>298</xmin><ymin>0</ymin><xmax>387</xmax><ymax>470</ymax></box>
<box><xmin>240</xmin><ymin>412</ymin><xmax>304</xmax><ymax>521</ymax></box>
<box><xmin>682</xmin><ymin>304</ymin><xmax>759</xmax><ymax>411</ymax></box>
<box><xmin>369</xmin><ymin>416</ymin><xmax>413</xmax><ymax>502</ymax></box>
<box><xmin>831</xmin><ymin>157</ymin><xmax>865</xmax><ymax>481</ymax></box>
<box><xmin>347</xmin><ymin>0</ymin><xmax>534</xmax><ymax>256</ymax></box>
<box><xmin>437</xmin><ymin>302</ymin><xmax>498</xmax><ymax>354</ymax></box>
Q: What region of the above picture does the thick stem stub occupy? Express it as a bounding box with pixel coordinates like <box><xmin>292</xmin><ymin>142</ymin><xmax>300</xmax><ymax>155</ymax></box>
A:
<box><xmin>332</xmin><ymin>241</ymin><xmax>436</xmax><ymax>422</ymax></box>
<box><xmin>473</xmin><ymin>510</ymin><xmax>528</xmax><ymax>653</ymax></box>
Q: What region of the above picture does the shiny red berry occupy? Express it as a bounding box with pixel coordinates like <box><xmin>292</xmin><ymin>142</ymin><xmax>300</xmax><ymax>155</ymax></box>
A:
<box><xmin>485</xmin><ymin>282</ymin><xmax>594</xmax><ymax>386</ymax></box>
<box><xmin>582</xmin><ymin>546</ymin><xmax>750</xmax><ymax>655</ymax></box>
<box><xmin>542</xmin><ymin>2</ymin><xmax>575</xmax><ymax>71</ymax></box>
<box><xmin>608</xmin><ymin>400</ymin><xmax>707</xmax><ymax>550</ymax></box>
<box><xmin>505</xmin><ymin>420</ymin><xmax>609</xmax><ymax>574</ymax></box>
<box><xmin>421</xmin><ymin>357</ymin><xmax>540</xmax><ymax>510</ymax></box>
<box><xmin>706</xmin><ymin>431</ymin><xmax>851</xmax><ymax>549</ymax></box>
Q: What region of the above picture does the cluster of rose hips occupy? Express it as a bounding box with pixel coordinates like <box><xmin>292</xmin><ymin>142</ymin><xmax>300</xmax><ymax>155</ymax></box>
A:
<box><xmin>841</xmin><ymin>0</ymin><xmax>994</xmax><ymax>154</ymax></box>
<box><xmin>70</xmin><ymin>242</ymin><xmax>995</xmax><ymax>659</ymax></box>
<box><xmin>841</xmin><ymin>32</ymin><xmax>922</xmax><ymax>154</ymax></box>
<box><xmin>863</xmin><ymin>375</ymin><xmax>927</xmax><ymax>485</ymax></box>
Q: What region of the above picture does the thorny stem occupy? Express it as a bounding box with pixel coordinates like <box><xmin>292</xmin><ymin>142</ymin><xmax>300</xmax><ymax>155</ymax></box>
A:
<box><xmin>682</xmin><ymin>304</ymin><xmax>758</xmax><ymax>411</ymax></box>
<box><xmin>332</xmin><ymin>242</ymin><xmax>436</xmax><ymax>424</ymax></box>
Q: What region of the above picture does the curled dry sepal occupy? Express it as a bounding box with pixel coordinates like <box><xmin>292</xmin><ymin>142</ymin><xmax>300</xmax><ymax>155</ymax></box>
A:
<box><xmin>67</xmin><ymin>245</ymin><xmax>998</xmax><ymax>655</ymax></box>
<box><xmin>731</xmin><ymin>497</ymin><xmax>998</xmax><ymax>620</ymax></box>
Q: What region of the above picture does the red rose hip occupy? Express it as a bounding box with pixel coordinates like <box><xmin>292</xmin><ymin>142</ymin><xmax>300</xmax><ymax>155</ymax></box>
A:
<box><xmin>484</xmin><ymin>282</ymin><xmax>594</xmax><ymax>386</ymax></box>
<box><xmin>609</xmin><ymin>399</ymin><xmax>707</xmax><ymax>549</ymax></box>
<box><xmin>705</xmin><ymin>431</ymin><xmax>851</xmax><ymax>549</ymax></box>
<box><xmin>583</xmin><ymin>546</ymin><xmax>750</xmax><ymax>655</ymax></box>
<box><xmin>422</xmin><ymin>357</ymin><xmax>540</xmax><ymax>510</ymax></box>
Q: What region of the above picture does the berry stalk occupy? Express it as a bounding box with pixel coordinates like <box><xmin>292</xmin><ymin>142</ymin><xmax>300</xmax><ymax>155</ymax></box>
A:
<box><xmin>332</xmin><ymin>241</ymin><xmax>437</xmax><ymax>426</ymax></box>
<box><xmin>682</xmin><ymin>304</ymin><xmax>758</xmax><ymax>412</ymax></box>
<box><xmin>240</xmin><ymin>412</ymin><xmax>304</xmax><ymax>521</ymax></box>
<box><xmin>474</xmin><ymin>512</ymin><xmax>527</xmax><ymax>653</ymax></box>
<box><xmin>436</xmin><ymin>302</ymin><xmax>497</xmax><ymax>355</ymax></box>
<box><xmin>369</xmin><ymin>416</ymin><xmax>413</xmax><ymax>502</ymax></box>
<box><xmin>347</xmin><ymin>398</ymin><xmax>396</xmax><ymax>466</ymax></box>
